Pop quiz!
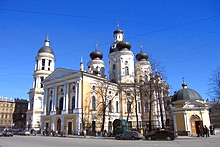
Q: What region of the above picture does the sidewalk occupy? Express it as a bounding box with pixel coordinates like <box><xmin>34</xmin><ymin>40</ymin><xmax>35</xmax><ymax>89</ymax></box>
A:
<box><xmin>41</xmin><ymin>133</ymin><xmax>220</xmax><ymax>140</ymax></box>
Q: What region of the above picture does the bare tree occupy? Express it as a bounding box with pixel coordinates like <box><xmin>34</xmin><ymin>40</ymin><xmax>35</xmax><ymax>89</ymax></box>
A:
<box><xmin>121</xmin><ymin>84</ymin><xmax>141</xmax><ymax>131</ymax></box>
<box><xmin>207</xmin><ymin>66</ymin><xmax>220</xmax><ymax>101</ymax></box>
<box><xmin>93</xmin><ymin>80</ymin><xmax>118</xmax><ymax>133</ymax></box>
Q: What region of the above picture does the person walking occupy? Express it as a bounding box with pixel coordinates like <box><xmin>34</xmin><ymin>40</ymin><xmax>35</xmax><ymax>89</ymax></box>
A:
<box><xmin>83</xmin><ymin>129</ymin><xmax>86</xmax><ymax>138</ymax></box>
<box><xmin>204</xmin><ymin>125</ymin><xmax>210</xmax><ymax>137</ymax></box>
<box><xmin>196</xmin><ymin>125</ymin><xmax>201</xmax><ymax>137</ymax></box>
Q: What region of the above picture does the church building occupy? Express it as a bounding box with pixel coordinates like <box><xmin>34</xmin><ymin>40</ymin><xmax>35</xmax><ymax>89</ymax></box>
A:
<box><xmin>28</xmin><ymin>27</ymin><xmax>171</xmax><ymax>135</ymax></box>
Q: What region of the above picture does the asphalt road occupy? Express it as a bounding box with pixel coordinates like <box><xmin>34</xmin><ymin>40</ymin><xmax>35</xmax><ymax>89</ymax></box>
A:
<box><xmin>0</xmin><ymin>135</ymin><xmax>220</xmax><ymax>147</ymax></box>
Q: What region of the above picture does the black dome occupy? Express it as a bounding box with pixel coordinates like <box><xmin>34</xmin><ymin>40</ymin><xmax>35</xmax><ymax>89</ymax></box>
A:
<box><xmin>90</xmin><ymin>49</ymin><xmax>103</xmax><ymax>60</ymax></box>
<box><xmin>136</xmin><ymin>51</ymin><xmax>148</xmax><ymax>61</ymax></box>
<box><xmin>114</xmin><ymin>29</ymin><xmax>123</xmax><ymax>35</ymax></box>
<box><xmin>116</xmin><ymin>41</ymin><xmax>131</xmax><ymax>51</ymax></box>
<box><xmin>38</xmin><ymin>46</ymin><xmax>54</xmax><ymax>55</ymax></box>
<box><xmin>172</xmin><ymin>83</ymin><xmax>203</xmax><ymax>102</ymax></box>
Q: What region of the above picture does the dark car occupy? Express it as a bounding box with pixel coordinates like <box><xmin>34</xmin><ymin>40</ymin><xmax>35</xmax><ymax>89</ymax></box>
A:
<box><xmin>2</xmin><ymin>129</ymin><xmax>14</xmax><ymax>137</ymax></box>
<box><xmin>115</xmin><ymin>131</ymin><xmax>145</xmax><ymax>140</ymax></box>
<box><xmin>145</xmin><ymin>130</ymin><xmax>178</xmax><ymax>140</ymax></box>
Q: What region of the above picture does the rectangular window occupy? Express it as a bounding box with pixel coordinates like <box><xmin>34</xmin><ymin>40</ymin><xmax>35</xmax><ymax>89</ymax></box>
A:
<box><xmin>116</xmin><ymin>101</ymin><xmax>119</xmax><ymax>113</ymax></box>
<box><xmin>145</xmin><ymin>101</ymin><xmax>149</xmax><ymax>112</ymax></box>
<box><xmin>48</xmin><ymin>60</ymin><xmax>51</xmax><ymax>70</ymax></box>
<box><xmin>138</xmin><ymin>102</ymin><xmax>141</xmax><ymax>113</ymax></box>
<box><xmin>109</xmin><ymin>100</ymin><xmax>112</xmax><ymax>112</ymax></box>
<box><xmin>127</xmin><ymin>102</ymin><xmax>131</xmax><ymax>112</ymax></box>
<box><xmin>42</xmin><ymin>59</ymin><xmax>45</xmax><ymax>70</ymax></box>
<box><xmin>92</xmin><ymin>96</ymin><xmax>96</xmax><ymax>110</ymax></box>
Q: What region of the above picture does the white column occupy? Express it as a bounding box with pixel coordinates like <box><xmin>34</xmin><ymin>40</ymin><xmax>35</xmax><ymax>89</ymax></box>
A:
<box><xmin>62</xmin><ymin>85</ymin><xmax>67</xmax><ymax>112</ymax></box>
<box><xmin>38</xmin><ymin>58</ymin><xmax>42</xmax><ymax>70</ymax></box>
<box><xmin>173</xmin><ymin>114</ymin><xmax>177</xmax><ymax>131</ymax></box>
<box><xmin>75</xmin><ymin>82</ymin><xmax>78</xmax><ymax>108</ymax></box>
<box><xmin>65</xmin><ymin>83</ymin><xmax>69</xmax><ymax>113</ymax></box>
<box><xmin>184</xmin><ymin>112</ymin><xmax>189</xmax><ymax>131</ymax></box>
<box><xmin>51</xmin><ymin>60</ymin><xmax>55</xmax><ymax>71</ymax></box>
<box><xmin>43</xmin><ymin>87</ymin><xmax>48</xmax><ymax>115</ymax></box>
<box><xmin>45</xmin><ymin>59</ymin><xmax>49</xmax><ymax>71</ymax></box>
<box><xmin>77</xmin><ymin>80</ymin><xmax>81</xmax><ymax>109</ymax></box>
<box><xmin>52</xmin><ymin>87</ymin><xmax>55</xmax><ymax>111</ymax></box>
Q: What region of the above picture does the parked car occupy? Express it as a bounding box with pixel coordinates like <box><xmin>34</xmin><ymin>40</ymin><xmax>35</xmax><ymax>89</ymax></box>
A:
<box><xmin>145</xmin><ymin>130</ymin><xmax>178</xmax><ymax>140</ymax></box>
<box><xmin>115</xmin><ymin>131</ymin><xmax>145</xmax><ymax>140</ymax></box>
<box><xmin>2</xmin><ymin>129</ymin><xmax>14</xmax><ymax>137</ymax></box>
<box><xmin>18</xmin><ymin>130</ymin><xmax>31</xmax><ymax>136</ymax></box>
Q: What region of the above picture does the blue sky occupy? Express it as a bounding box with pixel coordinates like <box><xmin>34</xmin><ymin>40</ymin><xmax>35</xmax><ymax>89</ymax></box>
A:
<box><xmin>0</xmin><ymin>0</ymin><xmax>219</xmax><ymax>100</ymax></box>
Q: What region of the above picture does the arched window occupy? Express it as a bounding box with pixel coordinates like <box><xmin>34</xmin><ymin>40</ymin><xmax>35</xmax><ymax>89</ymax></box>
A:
<box><xmin>125</xmin><ymin>66</ymin><xmax>129</xmax><ymax>75</ymax></box>
<box><xmin>145</xmin><ymin>101</ymin><xmax>148</xmax><ymax>112</ymax></box>
<box><xmin>127</xmin><ymin>100</ymin><xmax>131</xmax><ymax>112</ymax></box>
<box><xmin>113</xmin><ymin>64</ymin><xmax>116</xmax><ymax>70</ymax></box>
<box><xmin>72</xmin><ymin>96</ymin><xmax>75</xmax><ymax>109</ymax></box>
<box><xmin>92</xmin><ymin>96</ymin><xmax>96</xmax><ymax>110</ymax></box>
<box><xmin>59</xmin><ymin>97</ymin><xmax>63</xmax><ymax>111</ymax></box>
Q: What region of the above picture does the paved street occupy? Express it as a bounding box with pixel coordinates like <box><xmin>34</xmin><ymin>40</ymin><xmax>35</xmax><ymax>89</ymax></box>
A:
<box><xmin>0</xmin><ymin>134</ymin><xmax>220</xmax><ymax>147</ymax></box>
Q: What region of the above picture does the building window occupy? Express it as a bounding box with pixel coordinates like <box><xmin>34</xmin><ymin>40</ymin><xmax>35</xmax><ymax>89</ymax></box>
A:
<box><xmin>128</xmin><ymin>121</ymin><xmax>132</xmax><ymax>129</ymax></box>
<box><xmin>40</xmin><ymin>77</ymin><xmax>44</xmax><ymax>88</ymax></box>
<box><xmin>125</xmin><ymin>66</ymin><xmax>129</xmax><ymax>75</ymax></box>
<box><xmin>113</xmin><ymin>64</ymin><xmax>116</xmax><ymax>70</ymax></box>
<box><xmin>92</xmin><ymin>96</ymin><xmax>96</xmax><ymax>110</ymax></box>
<box><xmin>48</xmin><ymin>60</ymin><xmax>51</xmax><ymax>70</ymax></box>
<box><xmin>116</xmin><ymin>101</ymin><xmax>119</xmax><ymax>113</ymax></box>
<box><xmin>42</xmin><ymin>59</ymin><xmax>45</xmax><ymax>70</ymax></box>
<box><xmin>145</xmin><ymin>101</ymin><xmax>148</xmax><ymax>112</ymax></box>
<box><xmin>49</xmin><ymin>100</ymin><xmax>52</xmax><ymax>111</ymax></box>
<box><xmin>72</xmin><ymin>96</ymin><xmax>75</xmax><ymax>109</ymax></box>
<box><xmin>109</xmin><ymin>100</ymin><xmax>112</xmax><ymax>112</ymax></box>
<box><xmin>138</xmin><ymin>102</ymin><xmax>141</xmax><ymax>113</ymax></box>
<box><xmin>127</xmin><ymin>101</ymin><xmax>131</xmax><ymax>112</ymax></box>
<box><xmin>92</xmin><ymin>85</ymin><xmax>96</xmax><ymax>90</ymax></box>
<box><xmin>72</xmin><ymin>85</ymin><xmax>75</xmax><ymax>91</ymax></box>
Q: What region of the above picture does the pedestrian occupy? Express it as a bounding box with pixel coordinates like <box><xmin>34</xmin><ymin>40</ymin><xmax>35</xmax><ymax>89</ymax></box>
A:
<box><xmin>204</xmin><ymin>125</ymin><xmax>210</xmax><ymax>137</ymax></box>
<box><xmin>83</xmin><ymin>129</ymin><xmax>86</xmax><ymax>138</ymax></box>
<box><xmin>78</xmin><ymin>130</ymin><xmax>80</xmax><ymax>137</ymax></box>
<box><xmin>209</xmin><ymin>124</ymin><xmax>215</xmax><ymax>135</ymax></box>
<box><xmin>196</xmin><ymin>125</ymin><xmax>201</xmax><ymax>137</ymax></box>
<box><xmin>104</xmin><ymin>130</ymin><xmax>107</xmax><ymax>138</ymax></box>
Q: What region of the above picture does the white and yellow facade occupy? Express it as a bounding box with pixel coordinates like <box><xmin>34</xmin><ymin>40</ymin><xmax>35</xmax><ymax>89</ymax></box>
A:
<box><xmin>168</xmin><ymin>82</ymin><xmax>210</xmax><ymax>136</ymax></box>
<box><xmin>38</xmin><ymin>28</ymin><xmax>171</xmax><ymax>135</ymax></box>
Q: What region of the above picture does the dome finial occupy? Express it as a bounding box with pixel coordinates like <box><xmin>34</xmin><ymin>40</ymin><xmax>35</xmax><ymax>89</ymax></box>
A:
<box><xmin>95</xmin><ymin>40</ymin><xmax>98</xmax><ymax>51</ymax></box>
<box><xmin>45</xmin><ymin>34</ymin><xmax>50</xmax><ymax>46</ymax></box>
<box><xmin>182</xmin><ymin>77</ymin><xmax>187</xmax><ymax>89</ymax></box>
<box><xmin>117</xmin><ymin>21</ymin><xmax>120</xmax><ymax>30</ymax></box>
<box><xmin>140</xmin><ymin>41</ymin><xmax>143</xmax><ymax>52</ymax></box>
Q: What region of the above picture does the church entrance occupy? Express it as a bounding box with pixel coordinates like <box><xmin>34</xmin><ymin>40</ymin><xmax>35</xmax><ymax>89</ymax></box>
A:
<box><xmin>57</xmin><ymin>118</ymin><xmax>61</xmax><ymax>134</ymax></box>
<box><xmin>190</xmin><ymin>115</ymin><xmax>203</xmax><ymax>135</ymax></box>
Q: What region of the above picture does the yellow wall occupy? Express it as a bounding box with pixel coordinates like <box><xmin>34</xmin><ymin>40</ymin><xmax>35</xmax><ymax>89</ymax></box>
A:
<box><xmin>176</xmin><ymin>113</ymin><xmax>185</xmax><ymax>131</ymax></box>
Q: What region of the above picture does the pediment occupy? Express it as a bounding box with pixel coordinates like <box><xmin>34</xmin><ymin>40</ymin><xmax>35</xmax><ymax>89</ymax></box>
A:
<box><xmin>43</xmin><ymin>68</ymin><xmax>78</xmax><ymax>82</ymax></box>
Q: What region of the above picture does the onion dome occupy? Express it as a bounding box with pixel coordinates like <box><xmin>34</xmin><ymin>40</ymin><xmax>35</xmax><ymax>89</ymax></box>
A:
<box><xmin>116</xmin><ymin>41</ymin><xmax>131</xmax><ymax>51</ymax></box>
<box><xmin>172</xmin><ymin>81</ymin><xmax>203</xmax><ymax>102</ymax></box>
<box><xmin>90</xmin><ymin>42</ymin><xmax>103</xmax><ymax>60</ymax></box>
<box><xmin>114</xmin><ymin>29</ymin><xmax>123</xmax><ymax>35</ymax></box>
<box><xmin>136</xmin><ymin>51</ymin><xmax>148</xmax><ymax>61</ymax></box>
<box><xmin>38</xmin><ymin>38</ymin><xmax>54</xmax><ymax>55</ymax></box>
<box><xmin>110</xmin><ymin>41</ymin><xmax>120</xmax><ymax>53</ymax></box>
